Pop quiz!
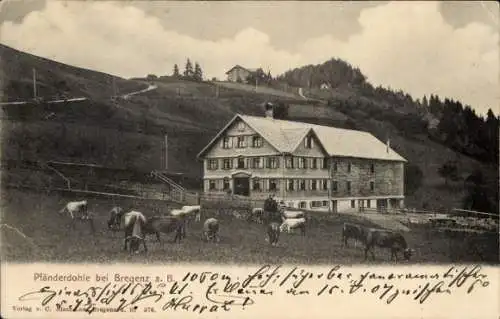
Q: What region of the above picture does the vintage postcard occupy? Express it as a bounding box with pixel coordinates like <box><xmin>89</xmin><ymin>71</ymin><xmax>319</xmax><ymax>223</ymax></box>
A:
<box><xmin>1</xmin><ymin>0</ymin><xmax>498</xmax><ymax>318</ymax></box>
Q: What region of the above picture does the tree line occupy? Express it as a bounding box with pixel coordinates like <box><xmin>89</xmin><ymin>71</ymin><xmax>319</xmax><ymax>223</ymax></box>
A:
<box><xmin>172</xmin><ymin>59</ymin><xmax>204</xmax><ymax>82</ymax></box>
<box><xmin>423</xmin><ymin>94</ymin><xmax>499</xmax><ymax>164</ymax></box>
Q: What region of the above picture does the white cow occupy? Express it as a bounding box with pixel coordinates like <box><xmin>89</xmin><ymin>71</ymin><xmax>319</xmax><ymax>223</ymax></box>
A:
<box><xmin>60</xmin><ymin>200</ymin><xmax>88</xmax><ymax>219</ymax></box>
<box><xmin>59</xmin><ymin>200</ymin><xmax>94</xmax><ymax>232</ymax></box>
<box><xmin>281</xmin><ymin>210</ymin><xmax>305</xmax><ymax>220</ymax></box>
<box><xmin>181</xmin><ymin>205</ymin><xmax>201</xmax><ymax>222</ymax></box>
<box><xmin>280</xmin><ymin>217</ymin><xmax>306</xmax><ymax>236</ymax></box>
<box><xmin>123</xmin><ymin>211</ymin><xmax>148</xmax><ymax>253</ymax></box>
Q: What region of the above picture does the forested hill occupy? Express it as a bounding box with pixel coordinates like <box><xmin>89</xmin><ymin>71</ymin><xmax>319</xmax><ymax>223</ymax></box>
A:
<box><xmin>276</xmin><ymin>58</ymin><xmax>367</xmax><ymax>89</ymax></box>
<box><xmin>276</xmin><ymin>58</ymin><xmax>499</xmax><ymax>166</ymax></box>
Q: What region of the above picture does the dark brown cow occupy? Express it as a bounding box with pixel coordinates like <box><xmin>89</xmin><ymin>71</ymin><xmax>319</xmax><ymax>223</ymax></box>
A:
<box><xmin>363</xmin><ymin>227</ymin><xmax>414</xmax><ymax>262</ymax></box>
<box><xmin>267</xmin><ymin>222</ymin><xmax>281</xmax><ymax>246</ymax></box>
<box><xmin>341</xmin><ymin>223</ymin><xmax>366</xmax><ymax>248</ymax></box>
<box><xmin>144</xmin><ymin>215</ymin><xmax>186</xmax><ymax>244</ymax></box>
<box><xmin>107</xmin><ymin>206</ymin><xmax>125</xmax><ymax>231</ymax></box>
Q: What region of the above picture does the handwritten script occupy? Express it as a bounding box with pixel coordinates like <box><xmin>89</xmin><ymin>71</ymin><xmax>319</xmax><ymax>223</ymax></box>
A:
<box><xmin>15</xmin><ymin>265</ymin><xmax>490</xmax><ymax>314</ymax></box>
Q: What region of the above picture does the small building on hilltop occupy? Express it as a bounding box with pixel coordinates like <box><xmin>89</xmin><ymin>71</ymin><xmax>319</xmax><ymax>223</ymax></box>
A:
<box><xmin>225</xmin><ymin>65</ymin><xmax>260</xmax><ymax>83</ymax></box>
<box><xmin>197</xmin><ymin>105</ymin><xmax>407</xmax><ymax>213</ymax></box>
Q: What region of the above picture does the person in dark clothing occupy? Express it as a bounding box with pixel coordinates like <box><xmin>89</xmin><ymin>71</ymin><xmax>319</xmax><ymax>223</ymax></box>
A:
<box><xmin>264</xmin><ymin>195</ymin><xmax>280</xmax><ymax>223</ymax></box>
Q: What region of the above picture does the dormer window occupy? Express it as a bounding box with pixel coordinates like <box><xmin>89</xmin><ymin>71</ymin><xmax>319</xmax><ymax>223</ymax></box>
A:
<box><xmin>304</xmin><ymin>135</ymin><xmax>314</xmax><ymax>148</ymax></box>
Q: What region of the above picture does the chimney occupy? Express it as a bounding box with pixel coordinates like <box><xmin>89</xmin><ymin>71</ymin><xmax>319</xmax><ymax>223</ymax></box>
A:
<box><xmin>386</xmin><ymin>138</ymin><xmax>391</xmax><ymax>153</ymax></box>
<box><xmin>264</xmin><ymin>102</ymin><xmax>274</xmax><ymax>119</ymax></box>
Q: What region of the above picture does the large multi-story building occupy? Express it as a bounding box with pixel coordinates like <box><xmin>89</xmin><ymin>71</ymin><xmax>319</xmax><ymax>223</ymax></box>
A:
<box><xmin>197</xmin><ymin>106</ymin><xmax>407</xmax><ymax>213</ymax></box>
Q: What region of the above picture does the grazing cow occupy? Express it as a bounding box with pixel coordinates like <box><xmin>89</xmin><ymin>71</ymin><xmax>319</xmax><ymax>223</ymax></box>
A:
<box><xmin>280</xmin><ymin>217</ymin><xmax>306</xmax><ymax>235</ymax></box>
<box><xmin>107</xmin><ymin>206</ymin><xmax>125</xmax><ymax>231</ymax></box>
<box><xmin>145</xmin><ymin>215</ymin><xmax>186</xmax><ymax>244</ymax></box>
<box><xmin>363</xmin><ymin>227</ymin><xmax>414</xmax><ymax>262</ymax></box>
<box><xmin>182</xmin><ymin>205</ymin><xmax>202</xmax><ymax>222</ymax></box>
<box><xmin>267</xmin><ymin>222</ymin><xmax>281</xmax><ymax>246</ymax></box>
<box><xmin>341</xmin><ymin>223</ymin><xmax>366</xmax><ymax>248</ymax></box>
<box><xmin>281</xmin><ymin>210</ymin><xmax>305</xmax><ymax>220</ymax></box>
<box><xmin>123</xmin><ymin>211</ymin><xmax>148</xmax><ymax>254</ymax></box>
<box><xmin>203</xmin><ymin>218</ymin><xmax>220</xmax><ymax>243</ymax></box>
<box><xmin>59</xmin><ymin>200</ymin><xmax>94</xmax><ymax>232</ymax></box>
<box><xmin>249</xmin><ymin>208</ymin><xmax>264</xmax><ymax>224</ymax></box>
<box><xmin>169</xmin><ymin>208</ymin><xmax>191</xmax><ymax>238</ymax></box>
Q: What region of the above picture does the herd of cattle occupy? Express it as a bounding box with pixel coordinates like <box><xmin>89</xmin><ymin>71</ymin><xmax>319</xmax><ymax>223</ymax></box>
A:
<box><xmin>58</xmin><ymin>200</ymin><xmax>415</xmax><ymax>262</ymax></box>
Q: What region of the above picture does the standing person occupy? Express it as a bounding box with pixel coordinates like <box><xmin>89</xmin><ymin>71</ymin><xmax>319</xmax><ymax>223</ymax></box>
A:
<box><xmin>263</xmin><ymin>194</ymin><xmax>275</xmax><ymax>224</ymax></box>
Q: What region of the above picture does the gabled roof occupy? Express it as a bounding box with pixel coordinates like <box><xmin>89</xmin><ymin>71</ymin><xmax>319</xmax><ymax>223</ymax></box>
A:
<box><xmin>197</xmin><ymin>114</ymin><xmax>407</xmax><ymax>162</ymax></box>
<box><xmin>225</xmin><ymin>65</ymin><xmax>259</xmax><ymax>74</ymax></box>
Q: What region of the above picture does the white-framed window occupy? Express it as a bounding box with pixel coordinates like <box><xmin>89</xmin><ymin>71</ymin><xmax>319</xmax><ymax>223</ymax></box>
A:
<box><xmin>304</xmin><ymin>136</ymin><xmax>314</xmax><ymax>148</ymax></box>
<box><xmin>347</xmin><ymin>181</ymin><xmax>352</xmax><ymax>192</ymax></box>
<box><xmin>223</xmin><ymin>178</ymin><xmax>230</xmax><ymax>190</ymax></box>
<box><xmin>237</xmin><ymin>122</ymin><xmax>245</xmax><ymax>131</ymax></box>
<box><xmin>252</xmin><ymin>157</ymin><xmax>261</xmax><ymax>169</ymax></box>
<box><xmin>237</xmin><ymin>156</ymin><xmax>245</xmax><ymax>169</ymax></box>
<box><xmin>311</xmin><ymin>179</ymin><xmax>317</xmax><ymax>190</ymax></box>
<box><xmin>288</xmin><ymin>179</ymin><xmax>294</xmax><ymax>191</ymax></box>
<box><xmin>299</xmin><ymin>157</ymin><xmax>308</xmax><ymax>169</ymax></box>
<box><xmin>223</xmin><ymin>158</ymin><xmax>233</xmax><ymax>170</ymax></box>
<box><xmin>209</xmin><ymin>180</ymin><xmax>216</xmax><ymax>190</ymax></box>
<box><xmin>266</xmin><ymin>157</ymin><xmax>279</xmax><ymax>169</ymax></box>
<box><xmin>252</xmin><ymin>178</ymin><xmax>261</xmax><ymax>191</ymax></box>
<box><xmin>311</xmin><ymin>158</ymin><xmax>318</xmax><ymax>169</ymax></box>
<box><xmin>367</xmin><ymin>200</ymin><xmax>371</xmax><ymax>208</ymax></box>
<box><xmin>299</xmin><ymin>180</ymin><xmax>306</xmax><ymax>191</ymax></box>
<box><xmin>351</xmin><ymin>200</ymin><xmax>355</xmax><ymax>208</ymax></box>
<box><xmin>208</xmin><ymin>159</ymin><xmax>218</xmax><ymax>170</ymax></box>
<box><xmin>322</xmin><ymin>158</ymin><xmax>328</xmax><ymax>169</ymax></box>
<box><xmin>370</xmin><ymin>181</ymin><xmax>375</xmax><ymax>191</ymax></box>
<box><xmin>236</xmin><ymin>136</ymin><xmax>246</xmax><ymax>148</ymax></box>
<box><xmin>299</xmin><ymin>201</ymin><xmax>307</xmax><ymax>209</ymax></box>
<box><xmin>322</xmin><ymin>179</ymin><xmax>328</xmax><ymax>190</ymax></box>
<box><xmin>310</xmin><ymin>201</ymin><xmax>322</xmax><ymax>208</ymax></box>
<box><xmin>322</xmin><ymin>201</ymin><xmax>329</xmax><ymax>207</ymax></box>
<box><xmin>269</xmin><ymin>179</ymin><xmax>278</xmax><ymax>191</ymax></box>
<box><xmin>252</xmin><ymin>135</ymin><xmax>263</xmax><ymax>148</ymax></box>
<box><xmin>222</xmin><ymin>136</ymin><xmax>232</xmax><ymax>149</ymax></box>
<box><xmin>285</xmin><ymin>156</ymin><xmax>294</xmax><ymax>169</ymax></box>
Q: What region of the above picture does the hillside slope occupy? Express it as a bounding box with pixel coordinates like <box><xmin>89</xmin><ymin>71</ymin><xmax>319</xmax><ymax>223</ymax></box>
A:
<box><xmin>0</xmin><ymin>44</ymin><xmax>497</xmax><ymax>212</ymax></box>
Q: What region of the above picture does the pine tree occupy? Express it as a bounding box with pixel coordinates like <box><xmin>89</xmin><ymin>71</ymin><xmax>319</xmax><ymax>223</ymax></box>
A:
<box><xmin>183</xmin><ymin>59</ymin><xmax>193</xmax><ymax>79</ymax></box>
<box><xmin>194</xmin><ymin>62</ymin><xmax>203</xmax><ymax>81</ymax></box>
<box><xmin>173</xmin><ymin>64</ymin><xmax>180</xmax><ymax>77</ymax></box>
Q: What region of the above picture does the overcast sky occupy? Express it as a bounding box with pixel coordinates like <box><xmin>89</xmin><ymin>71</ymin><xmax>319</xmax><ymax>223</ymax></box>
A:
<box><xmin>0</xmin><ymin>1</ymin><xmax>498</xmax><ymax>115</ymax></box>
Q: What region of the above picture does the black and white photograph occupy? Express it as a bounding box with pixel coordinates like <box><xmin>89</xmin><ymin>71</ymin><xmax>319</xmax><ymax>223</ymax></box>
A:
<box><xmin>1</xmin><ymin>0</ymin><xmax>498</xmax><ymax>267</ymax></box>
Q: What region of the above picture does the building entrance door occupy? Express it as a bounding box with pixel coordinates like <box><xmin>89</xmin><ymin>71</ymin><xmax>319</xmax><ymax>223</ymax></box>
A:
<box><xmin>233</xmin><ymin>177</ymin><xmax>250</xmax><ymax>196</ymax></box>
